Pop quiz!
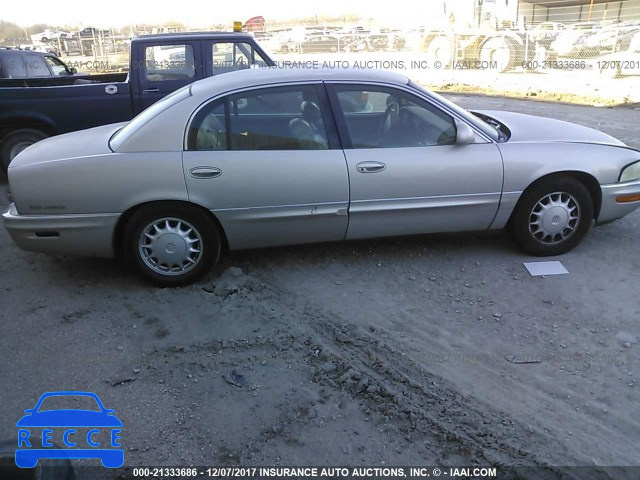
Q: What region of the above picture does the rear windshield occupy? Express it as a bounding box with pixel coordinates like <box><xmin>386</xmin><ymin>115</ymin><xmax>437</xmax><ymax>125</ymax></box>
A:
<box><xmin>0</xmin><ymin>53</ymin><xmax>27</xmax><ymax>78</ymax></box>
<box><xmin>109</xmin><ymin>85</ymin><xmax>192</xmax><ymax>151</ymax></box>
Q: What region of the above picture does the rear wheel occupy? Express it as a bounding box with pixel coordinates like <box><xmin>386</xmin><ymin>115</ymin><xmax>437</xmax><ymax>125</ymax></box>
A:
<box><xmin>511</xmin><ymin>176</ymin><xmax>594</xmax><ymax>256</ymax></box>
<box><xmin>1</xmin><ymin>128</ymin><xmax>49</xmax><ymax>173</ymax></box>
<box><xmin>123</xmin><ymin>204</ymin><xmax>221</xmax><ymax>287</ymax></box>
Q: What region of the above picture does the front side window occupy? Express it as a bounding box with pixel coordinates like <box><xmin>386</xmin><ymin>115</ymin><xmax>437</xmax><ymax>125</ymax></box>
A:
<box><xmin>334</xmin><ymin>85</ymin><xmax>457</xmax><ymax>148</ymax></box>
<box><xmin>145</xmin><ymin>44</ymin><xmax>195</xmax><ymax>81</ymax></box>
<box><xmin>45</xmin><ymin>56</ymin><xmax>70</xmax><ymax>76</ymax></box>
<box><xmin>188</xmin><ymin>85</ymin><xmax>329</xmax><ymax>151</ymax></box>
<box><xmin>212</xmin><ymin>42</ymin><xmax>267</xmax><ymax>74</ymax></box>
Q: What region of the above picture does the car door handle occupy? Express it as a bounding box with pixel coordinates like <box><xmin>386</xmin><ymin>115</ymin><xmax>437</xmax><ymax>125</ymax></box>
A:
<box><xmin>189</xmin><ymin>167</ymin><xmax>222</xmax><ymax>179</ymax></box>
<box><xmin>356</xmin><ymin>161</ymin><xmax>386</xmax><ymax>173</ymax></box>
<box><xmin>142</xmin><ymin>88</ymin><xmax>160</xmax><ymax>94</ymax></box>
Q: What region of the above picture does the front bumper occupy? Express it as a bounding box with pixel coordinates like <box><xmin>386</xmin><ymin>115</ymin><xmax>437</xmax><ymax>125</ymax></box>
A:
<box><xmin>598</xmin><ymin>178</ymin><xmax>640</xmax><ymax>224</ymax></box>
<box><xmin>2</xmin><ymin>204</ymin><xmax>119</xmax><ymax>258</ymax></box>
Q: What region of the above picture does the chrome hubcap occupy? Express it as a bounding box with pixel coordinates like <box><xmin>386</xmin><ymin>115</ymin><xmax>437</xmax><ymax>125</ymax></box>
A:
<box><xmin>139</xmin><ymin>218</ymin><xmax>202</xmax><ymax>276</ymax></box>
<box><xmin>529</xmin><ymin>192</ymin><xmax>580</xmax><ymax>244</ymax></box>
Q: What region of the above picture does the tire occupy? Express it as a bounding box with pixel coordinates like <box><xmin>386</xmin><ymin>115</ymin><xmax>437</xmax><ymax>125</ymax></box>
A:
<box><xmin>329</xmin><ymin>45</ymin><xmax>338</xmax><ymax>53</ymax></box>
<box><xmin>426</xmin><ymin>36</ymin><xmax>452</xmax><ymax>67</ymax></box>
<box><xmin>123</xmin><ymin>203</ymin><xmax>221</xmax><ymax>287</ymax></box>
<box><xmin>480</xmin><ymin>36</ymin><xmax>517</xmax><ymax>72</ymax></box>
<box><xmin>511</xmin><ymin>176</ymin><xmax>594</xmax><ymax>256</ymax></box>
<box><xmin>281</xmin><ymin>45</ymin><xmax>289</xmax><ymax>54</ymax></box>
<box><xmin>1</xmin><ymin>129</ymin><xmax>49</xmax><ymax>173</ymax></box>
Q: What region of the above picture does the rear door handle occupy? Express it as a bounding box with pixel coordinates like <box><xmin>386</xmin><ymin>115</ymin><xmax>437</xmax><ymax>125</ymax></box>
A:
<box><xmin>142</xmin><ymin>88</ymin><xmax>160</xmax><ymax>94</ymax></box>
<box><xmin>356</xmin><ymin>161</ymin><xmax>386</xmax><ymax>173</ymax></box>
<box><xmin>189</xmin><ymin>167</ymin><xmax>222</xmax><ymax>179</ymax></box>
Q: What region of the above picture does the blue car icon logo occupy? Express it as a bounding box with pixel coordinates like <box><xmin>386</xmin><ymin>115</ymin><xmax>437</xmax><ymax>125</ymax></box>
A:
<box><xmin>16</xmin><ymin>391</ymin><xmax>123</xmax><ymax>468</ymax></box>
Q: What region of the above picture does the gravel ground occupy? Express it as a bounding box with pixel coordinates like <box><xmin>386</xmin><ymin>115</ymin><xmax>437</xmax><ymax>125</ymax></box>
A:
<box><xmin>0</xmin><ymin>95</ymin><xmax>639</xmax><ymax>479</ymax></box>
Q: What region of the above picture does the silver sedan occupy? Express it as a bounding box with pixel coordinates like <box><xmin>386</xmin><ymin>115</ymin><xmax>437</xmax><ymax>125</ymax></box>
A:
<box><xmin>4</xmin><ymin>68</ymin><xmax>640</xmax><ymax>286</ymax></box>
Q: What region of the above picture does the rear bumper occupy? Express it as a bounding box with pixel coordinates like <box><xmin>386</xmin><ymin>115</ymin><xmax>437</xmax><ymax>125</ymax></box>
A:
<box><xmin>2</xmin><ymin>204</ymin><xmax>118</xmax><ymax>258</ymax></box>
<box><xmin>598</xmin><ymin>179</ymin><xmax>640</xmax><ymax>224</ymax></box>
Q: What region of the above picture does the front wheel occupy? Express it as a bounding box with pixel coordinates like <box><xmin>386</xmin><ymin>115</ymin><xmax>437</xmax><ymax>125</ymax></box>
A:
<box><xmin>1</xmin><ymin>128</ymin><xmax>49</xmax><ymax>173</ymax></box>
<box><xmin>123</xmin><ymin>204</ymin><xmax>221</xmax><ymax>287</ymax></box>
<box><xmin>511</xmin><ymin>177</ymin><xmax>594</xmax><ymax>256</ymax></box>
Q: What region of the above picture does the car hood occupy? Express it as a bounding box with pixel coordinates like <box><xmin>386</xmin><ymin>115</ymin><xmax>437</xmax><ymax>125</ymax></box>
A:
<box><xmin>474</xmin><ymin>110</ymin><xmax>626</xmax><ymax>147</ymax></box>
<box><xmin>16</xmin><ymin>410</ymin><xmax>123</xmax><ymax>427</ymax></box>
<box><xmin>8</xmin><ymin>122</ymin><xmax>127</xmax><ymax>170</ymax></box>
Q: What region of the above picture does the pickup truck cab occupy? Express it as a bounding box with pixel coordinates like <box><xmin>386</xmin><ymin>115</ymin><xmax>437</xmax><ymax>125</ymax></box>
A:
<box><xmin>0</xmin><ymin>32</ymin><xmax>274</xmax><ymax>172</ymax></box>
<box><xmin>0</xmin><ymin>49</ymin><xmax>77</xmax><ymax>78</ymax></box>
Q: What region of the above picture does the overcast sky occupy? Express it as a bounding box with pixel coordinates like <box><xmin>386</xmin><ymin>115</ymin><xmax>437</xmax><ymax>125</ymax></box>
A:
<box><xmin>3</xmin><ymin>0</ymin><xmax>446</xmax><ymax>28</ymax></box>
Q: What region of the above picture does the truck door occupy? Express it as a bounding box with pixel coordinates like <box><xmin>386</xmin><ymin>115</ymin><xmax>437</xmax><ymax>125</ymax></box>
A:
<box><xmin>133</xmin><ymin>40</ymin><xmax>202</xmax><ymax>113</ymax></box>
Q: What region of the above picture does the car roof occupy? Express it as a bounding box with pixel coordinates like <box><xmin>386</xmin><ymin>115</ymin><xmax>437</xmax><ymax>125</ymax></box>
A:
<box><xmin>131</xmin><ymin>32</ymin><xmax>255</xmax><ymax>43</ymax></box>
<box><xmin>189</xmin><ymin>68</ymin><xmax>410</xmax><ymax>97</ymax></box>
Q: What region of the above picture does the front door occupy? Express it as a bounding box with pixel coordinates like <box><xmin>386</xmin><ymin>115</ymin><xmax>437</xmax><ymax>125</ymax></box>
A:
<box><xmin>328</xmin><ymin>83</ymin><xmax>504</xmax><ymax>240</ymax></box>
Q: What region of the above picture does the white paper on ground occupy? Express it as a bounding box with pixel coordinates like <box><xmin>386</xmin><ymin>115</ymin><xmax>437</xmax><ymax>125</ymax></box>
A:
<box><xmin>523</xmin><ymin>261</ymin><xmax>569</xmax><ymax>276</ymax></box>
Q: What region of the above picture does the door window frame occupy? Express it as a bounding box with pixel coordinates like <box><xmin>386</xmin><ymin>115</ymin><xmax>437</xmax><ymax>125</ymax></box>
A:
<box><xmin>184</xmin><ymin>82</ymin><xmax>342</xmax><ymax>151</ymax></box>
<box><xmin>325</xmin><ymin>82</ymin><xmax>494</xmax><ymax>149</ymax></box>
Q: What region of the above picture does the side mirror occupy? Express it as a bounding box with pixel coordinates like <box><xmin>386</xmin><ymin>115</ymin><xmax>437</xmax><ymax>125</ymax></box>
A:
<box><xmin>69</xmin><ymin>67</ymin><xmax>77</xmax><ymax>74</ymax></box>
<box><xmin>456</xmin><ymin>121</ymin><xmax>475</xmax><ymax>145</ymax></box>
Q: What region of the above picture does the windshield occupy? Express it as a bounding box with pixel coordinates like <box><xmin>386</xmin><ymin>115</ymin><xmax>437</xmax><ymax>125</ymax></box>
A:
<box><xmin>109</xmin><ymin>85</ymin><xmax>192</xmax><ymax>151</ymax></box>
<box><xmin>408</xmin><ymin>81</ymin><xmax>500</xmax><ymax>141</ymax></box>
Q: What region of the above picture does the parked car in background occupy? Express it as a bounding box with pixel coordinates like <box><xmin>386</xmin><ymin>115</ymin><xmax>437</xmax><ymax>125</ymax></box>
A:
<box><xmin>4</xmin><ymin>68</ymin><xmax>640</xmax><ymax>286</ymax></box>
<box><xmin>76</xmin><ymin>26</ymin><xmax>111</xmax><ymax>38</ymax></box>
<box><xmin>550</xmin><ymin>22</ymin><xmax>601</xmax><ymax>57</ymax></box>
<box><xmin>576</xmin><ymin>24</ymin><xmax>640</xmax><ymax>57</ymax></box>
<box><xmin>30</xmin><ymin>29</ymin><xmax>71</xmax><ymax>43</ymax></box>
<box><xmin>299</xmin><ymin>35</ymin><xmax>342</xmax><ymax>53</ymax></box>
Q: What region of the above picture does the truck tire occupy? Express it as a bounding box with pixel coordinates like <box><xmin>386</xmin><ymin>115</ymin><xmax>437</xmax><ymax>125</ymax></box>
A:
<box><xmin>426</xmin><ymin>36</ymin><xmax>452</xmax><ymax>67</ymax></box>
<box><xmin>1</xmin><ymin>129</ymin><xmax>49</xmax><ymax>174</ymax></box>
<box><xmin>480</xmin><ymin>36</ymin><xmax>517</xmax><ymax>72</ymax></box>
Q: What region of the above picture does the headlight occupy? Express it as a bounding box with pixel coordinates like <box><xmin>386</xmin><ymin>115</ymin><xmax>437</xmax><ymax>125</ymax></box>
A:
<box><xmin>620</xmin><ymin>160</ymin><xmax>640</xmax><ymax>182</ymax></box>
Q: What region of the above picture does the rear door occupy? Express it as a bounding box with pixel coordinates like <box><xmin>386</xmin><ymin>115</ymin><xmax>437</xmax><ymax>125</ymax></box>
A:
<box><xmin>182</xmin><ymin>83</ymin><xmax>350</xmax><ymax>250</ymax></box>
<box><xmin>134</xmin><ymin>40</ymin><xmax>202</xmax><ymax>112</ymax></box>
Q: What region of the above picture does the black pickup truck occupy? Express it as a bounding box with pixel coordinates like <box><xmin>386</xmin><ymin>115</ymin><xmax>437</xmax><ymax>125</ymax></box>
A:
<box><xmin>0</xmin><ymin>32</ymin><xmax>274</xmax><ymax>172</ymax></box>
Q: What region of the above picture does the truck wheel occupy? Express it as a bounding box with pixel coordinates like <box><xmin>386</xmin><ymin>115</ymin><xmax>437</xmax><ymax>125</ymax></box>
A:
<box><xmin>123</xmin><ymin>203</ymin><xmax>222</xmax><ymax>287</ymax></box>
<box><xmin>480</xmin><ymin>36</ymin><xmax>516</xmax><ymax>72</ymax></box>
<box><xmin>426</xmin><ymin>36</ymin><xmax>452</xmax><ymax>67</ymax></box>
<box><xmin>1</xmin><ymin>129</ymin><xmax>49</xmax><ymax>173</ymax></box>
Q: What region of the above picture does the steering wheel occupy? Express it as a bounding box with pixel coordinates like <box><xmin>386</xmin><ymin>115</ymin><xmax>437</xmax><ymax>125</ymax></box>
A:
<box><xmin>379</xmin><ymin>99</ymin><xmax>400</xmax><ymax>139</ymax></box>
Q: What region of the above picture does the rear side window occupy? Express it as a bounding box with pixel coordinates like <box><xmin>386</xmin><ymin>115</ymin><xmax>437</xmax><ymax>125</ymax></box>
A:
<box><xmin>1</xmin><ymin>54</ymin><xmax>27</xmax><ymax>78</ymax></box>
<box><xmin>25</xmin><ymin>54</ymin><xmax>51</xmax><ymax>77</ymax></box>
<box><xmin>187</xmin><ymin>85</ymin><xmax>329</xmax><ymax>151</ymax></box>
<box><xmin>145</xmin><ymin>44</ymin><xmax>195</xmax><ymax>81</ymax></box>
